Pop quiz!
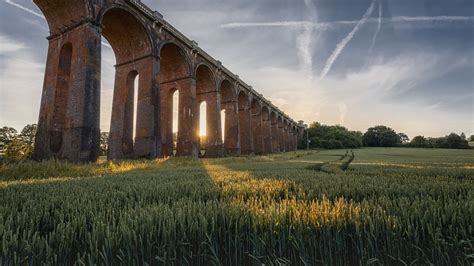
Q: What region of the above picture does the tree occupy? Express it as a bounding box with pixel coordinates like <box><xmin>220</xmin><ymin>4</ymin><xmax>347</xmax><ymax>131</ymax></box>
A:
<box><xmin>363</xmin><ymin>126</ymin><xmax>401</xmax><ymax>147</ymax></box>
<box><xmin>410</xmin><ymin>136</ymin><xmax>429</xmax><ymax>148</ymax></box>
<box><xmin>20</xmin><ymin>124</ymin><xmax>37</xmax><ymax>147</ymax></box>
<box><xmin>5</xmin><ymin>136</ymin><xmax>33</xmax><ymax>160</ymax></box>
<box><xmin>446</xmin><ymin>133</ymin><xmax>469</xmax><ymax>149</ymax></box>
<box><xmin>3</xmin><ymin>124</ymin><xmax>37</xmax><ymax>160</ymax></box>
<box><xmin>398</xmin><ymin>133</ymin><xmax>410</xmax><ymax>144</ymax></box>
<box><xmin>304</xmin><ymin>122</ymin><xmax>362</xmax><ymax>149</ymax></box>
<box><xmin>470</xmin><ymin>135</ymin><xmax>474</xmax><ymax>142</ymax></box>
<box><xmin>100</xmin><ymin>132</ymin><xmax>109</xmax><ymax>156</ymax></box>
<box><xmin>0</xmin><ymin>127</ymin><xmax>17</xmax><ymax>152</ymax></box>
<box><xmin>460</xmin><ymin>132</ymin><xmax>466</xmax><ymax>140</ymax></box>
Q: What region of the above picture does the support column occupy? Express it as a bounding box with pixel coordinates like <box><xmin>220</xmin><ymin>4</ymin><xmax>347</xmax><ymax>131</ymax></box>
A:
<box><xmin>108</xmin><ymin>57</ymin><xmax>159</xmax><ymax>160</ymax></box>
<box><xmin>262</xmin><ymin>113</ymin><xmax>272</xmax><ymax>154</ymax></box>
<box><xmin>293</xmin><ymin>132</ymin><xmax>298</xmax><ymax>151</ymax></box>
<box><xmin>278</xmin><ymin>122</ymin><xmax>285</xmax><ymax>152</ymax></box>
<box><xmin>285</xmin><ymin>126</ymin><xmax>290</xmax><ymax>152</ymax></box>
<box><xmin>222</xmin><ymin>100</ymin><xmax>240</xmax><ymax>155</ymax></box>
<box><xmin>175</xmin><ymin>78</ymin><xmax>199</xmax><ymax>157</ymax></box>
<box><xmin>252</xmin><ymin>112</ymin><xmax>264</xmax><ymax>155</ymax></box>
<box><xmin>239</xmin><ymin>105</ymin><xmax>254</xmax><ymax>154</ymax></box>
<box><xmin>132</xmin><ymin>58</ymin><xmax>160</xmax><ymax>158</ymax></box>
<box><xmin>33</xmin><ymin>23</ymin><xmax>101</xmax><ymax>163</ymax></box>
<box><xmin>159</xmin><ymin>85</ymin><xmax>175</xmax><ymax>158</ymax></box>
<box><xmin>271</xmin><ymin>119</ymin><xmax>280</xmax><ymax>153</ymax></box>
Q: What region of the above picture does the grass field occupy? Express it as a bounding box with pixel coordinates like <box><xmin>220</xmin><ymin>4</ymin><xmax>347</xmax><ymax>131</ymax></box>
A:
<box><xmin>1</xmin><ymin>148</ymin><xmax>473</xmax><ymax>265</ymax></box>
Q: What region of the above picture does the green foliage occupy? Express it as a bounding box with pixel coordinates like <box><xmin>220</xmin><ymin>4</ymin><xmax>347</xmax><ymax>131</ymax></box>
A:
<box><xmin>100</xmin><ymin>132</ymin><xmax>109</xmax><ymax>156</ymax></box>
<box><xmin>409</xmin><ymin>133</ymin><xmax>470</xmax><ymax>149</ymax></box>
<box><xmin>446</xmin><ymin>133</ymin><xmax>469</xmax><ymax>149</ymax></box>
<box><xmin>4</xmin><ymin>136</ymin><xmax>33</xmax><ymax>160</ymax></box>
<box><xmin>0</xmin><ymin>126</ymin><xmax>17</xmax><ymax>152</ymax></box>
<box><xmin>302</xmin><ymin>122</ymin><xmax>362</xmax><ymax>149</ymax></box>
<box><xmin>363</xmin><ymin>125</ymin><xmax>403</xmax><ymax>147</ymax></box>
<box><xmin>410</xmin><ymin>135</ymin><xmax>430</xmax><ymax>148</ymax></box>
<box><xmin>1</xmin><ymin>124</ymin><xmax>37</xmax><ymax>160</ymax></box>
<box><xmin>1</xmin><ymin>148</ymin><xmax>472</xmax><ymax>264</ymax></box>
<box><xmin>469</xmin><ymin>135</ymin><xmax>474</xmax><ymax>142</ymax></box>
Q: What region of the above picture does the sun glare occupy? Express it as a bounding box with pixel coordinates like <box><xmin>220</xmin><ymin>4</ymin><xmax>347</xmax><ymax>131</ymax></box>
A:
<box><xmin>200</xmin><ymin>102</ymin><xmax>207</xmax><ymax>136</ymax></box>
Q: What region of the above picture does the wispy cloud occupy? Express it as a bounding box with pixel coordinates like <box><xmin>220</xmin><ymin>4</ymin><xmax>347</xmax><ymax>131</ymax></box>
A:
<box><xmin>0</xmin><ymin>35</ymin><xmax>26</xmax><ymax>53</ymax></box>
<box><xmin>4</xmin><ymin>0</ymin><xmax>112</xmax><ymax>49</ymax></box>
<box><xmin>338</xmin><ymin>102</ymin><xmax>348</xmax><ymax>125</ymax></box>
<box><xmin>319</xmin><ymin>0</ymin><xmax>376</xmax><ymax>81</ymax></box>
<box><xmin>5</xmin><ymin>0</ymin><xmax>45</xmax><ymax>19</ymax></box>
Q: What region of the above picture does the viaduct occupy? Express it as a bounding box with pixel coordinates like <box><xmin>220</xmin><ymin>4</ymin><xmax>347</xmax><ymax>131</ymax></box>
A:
<box><xmin>32</xmin><ymin>0</ymin><xmax>305</xmax><ymax>162</ymax></box>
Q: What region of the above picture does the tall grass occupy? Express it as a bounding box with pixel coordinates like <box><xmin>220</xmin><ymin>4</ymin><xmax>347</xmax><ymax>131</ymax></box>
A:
<box><xmin>0</xmin><ymin>148</ymin><xmax>473</xmax><ymax>264</ymax></box>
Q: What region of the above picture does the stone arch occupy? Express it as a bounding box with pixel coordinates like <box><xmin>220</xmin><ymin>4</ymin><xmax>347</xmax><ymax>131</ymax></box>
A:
<box><xmin>251</xmin><ymin>98</ymin><xmax>262</xmax><ymax>115</ymax></box>
<box><xmin>196</xmin><ymin>64</ymin><xmax>222</xmax><ymax>157</ymax></box>
<box><xmin>100</xmin><ymin>7</ymin><xmax>153</xmax><ymax>65</ymax></box>
<box><xmin>196</xmin><ymin>64</ymin><xmax>216</xmax><ymax>95</ymax></box>
<box><xmin>159</xmin><ymin>42</ymin><xmax>192</xmax><ymax>157</ymax></box>
<box><xmin>34</xmin><ymin>0</ymin><xmax>93</xmax><ymax>34</ymax></box>
<box><xmin>104</xmin><ymin>6</ymin><xmax>158</xmax><ymax>160</ymax></box>
<box><xmin>159</xmin><ymin>42</ymin><xmax>191</xmax><ymax>83</ymax></box>
<box><xmin>220</xmin><ymin>80</ymin><xmax>235</xmax><ymax>104</ymax></box>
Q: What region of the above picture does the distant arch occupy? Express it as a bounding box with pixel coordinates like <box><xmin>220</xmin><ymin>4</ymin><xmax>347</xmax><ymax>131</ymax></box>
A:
<box><xmin>159</xmin><ymin>42</ymin><xmax>191</xmax><ymax>83</ymax></box>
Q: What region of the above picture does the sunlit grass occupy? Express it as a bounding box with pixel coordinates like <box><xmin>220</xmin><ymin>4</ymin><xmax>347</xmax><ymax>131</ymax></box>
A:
<box><xmin>0</xmin><ymin>148</ymin><xmax>472</xmax><ymax>264</ymax></box>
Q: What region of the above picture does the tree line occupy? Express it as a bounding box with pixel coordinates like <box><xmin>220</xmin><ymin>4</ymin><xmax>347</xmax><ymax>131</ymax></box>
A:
<box><xmin>299</xmin><ymin>123</ymin><xmax>472</xmax><ymax>150</ymax></box>
<box><xmin>0</xmin><ymin>125</ymin><xmax>109</xmax><ymax>161</ymax></box>
<box><xmin>1</xmin><ymin>123</ymin><xmax>472</xmax><ymax>161</ymax></box>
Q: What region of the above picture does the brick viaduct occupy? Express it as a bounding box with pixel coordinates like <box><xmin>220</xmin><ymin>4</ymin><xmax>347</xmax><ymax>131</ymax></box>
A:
<box><xmin>32</xmin><ymin>0</ymin><xmax>304</xmax><ymax>162</ymax></box>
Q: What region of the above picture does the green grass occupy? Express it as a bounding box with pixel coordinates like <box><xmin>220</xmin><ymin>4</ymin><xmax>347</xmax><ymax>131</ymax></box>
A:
<box><xmin>0</xmin><ymin>148</ymin><xmax>473</xmax><ymax>265</ymax></box>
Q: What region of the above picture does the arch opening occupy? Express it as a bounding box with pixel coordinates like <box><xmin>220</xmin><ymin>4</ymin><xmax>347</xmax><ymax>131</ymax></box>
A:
<box><xmin>160</xmin><ymin>43</ymin><xmax>190</xmax><ymax>83</ymax></box>
<box><xmin>159</xmin><ymin>43</ymin><xmax>190</xmax><ymax>157</ymax></box>
<box><xmin>172</xmin><ymin>90</ymin><xmax>179</xmax><ymax>155</ymax></box>
<box><xmin>199</xmin><ymin>101</ymin><xmax>207</xmax><ymax>157</ymax></box>
<box><xmin>101</xmin><ymin>8</ymin><xmax>152</xmax><ymax>65</ymax></box>
<box><xmin>196</xmin><ymin>64</ymin><xmax>221</xmax><ymax>157</ymax></box>
<box><xmin>102</xmin><ymin>7</ymin><xmax>153</xmax><ymax>159</ymax></box>
<box><xmin>221</xmin><ymin>110</ymin><xmax>226</xmax><ymax>142</ymax></box>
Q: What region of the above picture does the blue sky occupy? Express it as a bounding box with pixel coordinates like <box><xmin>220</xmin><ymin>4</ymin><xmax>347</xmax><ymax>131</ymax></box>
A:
<box><xmin>0</xmin><ymin>0</ymin><xmax>473</xmax><ymax>138</ymax></box>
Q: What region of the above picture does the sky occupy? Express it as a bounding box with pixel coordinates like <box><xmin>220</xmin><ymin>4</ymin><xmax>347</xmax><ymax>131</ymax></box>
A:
<box><xmin>0</xmin><ymin>0</ymin><xmax>473</xmax><ymax>138</ymax></box>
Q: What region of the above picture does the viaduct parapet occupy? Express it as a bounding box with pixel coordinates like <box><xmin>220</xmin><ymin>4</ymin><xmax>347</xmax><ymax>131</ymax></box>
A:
<box><xmin>32</xmin><ymin>0</ymin><xmax>305</xmax><ymax>162</ymax></box>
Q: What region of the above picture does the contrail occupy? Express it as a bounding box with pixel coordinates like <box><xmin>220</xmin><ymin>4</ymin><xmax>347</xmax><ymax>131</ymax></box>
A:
<box><xmin>392</xmin><ymin>16</ymin><xmax>474</xmax><ymax>22</ymax></box>
<box><xmin>221</xmin><ymin>21</ymin><xmax>313</xmax><ymax>28</ymax></box>
<box><xmin>297</xmin><ymin>23</ymin><xmax>313</xmax><ymax>75</ymax></box>
<box><xmin>221</xmin><ymin>16</ymin><xmax>474</xmax><ymax>29</ymax></box>
<box><xmin>5</xmin><ymin>0</ymin><xmax>112</xmax><ymax>49</ymax></box>
<box><xmin>319</xmin><ymin>0</ymin><xmax>376</xmax><ymax>81</ymax></box>
<box><xmin>369</xmin><ymin>0</ymin><xmax>382</xmax><ymax>53</ymax></box>
<box><xmin>298</xmin><ymin>0</ymin><xmax>318</xmax><ymax>77</ymax></box>
<box><xmin>5</xmin><ymin>0</ymin><xmax>45</xmax><ymax>19</ymax></box>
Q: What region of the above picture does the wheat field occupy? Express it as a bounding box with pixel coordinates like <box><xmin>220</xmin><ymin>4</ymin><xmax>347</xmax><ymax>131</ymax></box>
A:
<box><xmin>1</xmin><ymin>148</ymin><xmax>473</xmax><ymax>265</ymax></box>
